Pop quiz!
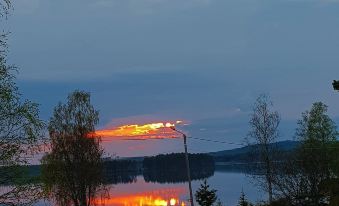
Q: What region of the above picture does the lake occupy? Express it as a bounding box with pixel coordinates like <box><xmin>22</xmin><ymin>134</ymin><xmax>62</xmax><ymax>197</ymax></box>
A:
<box><xmin>35</xmin><ymin>169</ymin><xmax>264</xmax><ymax>206</ymax></box>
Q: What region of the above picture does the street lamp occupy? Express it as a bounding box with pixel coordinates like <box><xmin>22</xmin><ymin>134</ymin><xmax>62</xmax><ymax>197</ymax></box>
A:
<box><xmin>333</xmin><ymin>80</ymin><xmax>339</xmax><ymax>91</ymax></box>
<box><xmin>170</xmin><ymin>126</ymin><xmax>195</xmax><ymax>206</ymax></box>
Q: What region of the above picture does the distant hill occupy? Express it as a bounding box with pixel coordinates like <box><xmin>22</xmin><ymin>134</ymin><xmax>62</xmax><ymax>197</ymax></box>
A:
<box><xmin>210</xmin><ymin>140</ymin><xmax>300</xmax><ymax>163</ymax></box>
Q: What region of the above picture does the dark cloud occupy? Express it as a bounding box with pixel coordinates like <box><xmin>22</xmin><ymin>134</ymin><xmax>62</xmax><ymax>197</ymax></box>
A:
<box><xmin>10</xmin><ymin>0</ymin><xmax>339</xmax><ymax>156</ymax></box>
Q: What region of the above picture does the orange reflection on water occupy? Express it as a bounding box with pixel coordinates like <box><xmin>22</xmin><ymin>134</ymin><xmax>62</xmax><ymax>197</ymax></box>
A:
<box><xmin>95</xmin><ymin>188</ymin><xmax>187</xmax><ymax>206</ymax></box>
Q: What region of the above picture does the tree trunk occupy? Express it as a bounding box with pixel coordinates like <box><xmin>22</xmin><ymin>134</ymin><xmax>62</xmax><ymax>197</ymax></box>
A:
<box><xmin>268</xmin><ymin>177</ymin><xmax>273</xmax><ymax>204</ymax></box>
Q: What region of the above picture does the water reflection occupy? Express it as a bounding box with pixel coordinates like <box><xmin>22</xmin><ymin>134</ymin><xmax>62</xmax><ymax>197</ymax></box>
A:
<box><xmin>96</xmin><ymin>189</ymin><xmax>187</xmax><ymax>206</ymax></box>
<box><xmin>143</xmin><ymin>167</ymin><xmax>214</xmax><ymax>184</ymax></box>
<box><xmin>39</xmin><ymin>156</ymin><xmax>213</xmax><ymax>206</ymax></box>
<box><xmin>96</xmin><ymin>177</ymin><xmax>189</xmax><ymax>206</ymax></box>
<box><xmin>13</xmin><ymin>168</ymin><xmax>261</xmax><ymax>206</ymax></box>
<box><xmin>102</xmin><ymin>157</ymin><xmax>215</xmax><ymax>184</ymax></box>
<box><xmin>41</xmin><ymin>154</ymin><xmax>105</xmax><ymax>206</ymax></box>
<box><xmin>103</xmin><ymin>160</ymin><xmax>139</xmax><ymax>184</ymax></box>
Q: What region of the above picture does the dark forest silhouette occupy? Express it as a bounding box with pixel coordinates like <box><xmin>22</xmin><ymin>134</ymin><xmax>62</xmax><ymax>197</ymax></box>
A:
<box><xmin>143</xmin><ymin>153</ymin><xmax>215</xmax><ymax>183</ymax></box>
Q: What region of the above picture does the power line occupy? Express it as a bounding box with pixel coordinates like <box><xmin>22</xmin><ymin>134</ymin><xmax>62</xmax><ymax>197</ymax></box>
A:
<box><xmin>187</xmin><ymin>136</ymin><xmax>245</xmax><ymax>146</ymax></box>
<box><xmin>99</xmin><ymin>135</ymin><xmax>339</xmax><ymax>150</ymax></box>
<box><xmin>187</xmin><ymin>137</ymin><xmax>339</xmax><ymax>151</ymax></box>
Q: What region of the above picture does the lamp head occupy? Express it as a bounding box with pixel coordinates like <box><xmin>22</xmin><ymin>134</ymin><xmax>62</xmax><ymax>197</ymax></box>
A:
<box><xmin>333</xmin><ymin>80</ymin><xmax>339</xmax><ymax>91</ymax></box>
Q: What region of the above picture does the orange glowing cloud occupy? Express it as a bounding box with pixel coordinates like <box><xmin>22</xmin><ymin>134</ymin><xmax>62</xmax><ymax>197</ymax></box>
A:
<box><xmin>91</xmin><ymin>121</ymin><xmax>184</xmax><ymax>140</ymax></box>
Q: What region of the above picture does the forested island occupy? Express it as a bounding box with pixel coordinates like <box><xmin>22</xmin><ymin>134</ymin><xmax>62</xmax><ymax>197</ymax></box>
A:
<box><xmin>143</xmin><ymin>153</ymin><xmax>215</xmax><ymax>183</ymax></box>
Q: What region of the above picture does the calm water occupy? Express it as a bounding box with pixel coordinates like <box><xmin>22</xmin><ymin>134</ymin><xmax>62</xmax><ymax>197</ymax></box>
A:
<box><xmin>36</xmin><ymin>170</ymin><xmax>264</xmax><ymax>206</ymax></box>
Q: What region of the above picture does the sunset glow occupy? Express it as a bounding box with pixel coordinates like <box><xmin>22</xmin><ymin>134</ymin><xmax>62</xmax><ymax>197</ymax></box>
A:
<box><xmin>92</xmin><ymin>121</ymin><xmax>184</xmax><ymax>140</ymax></box>
<box><xmin>95</xmin><ymin>188</ymin><xmax>187</xmax><ymax>206</ymax></box>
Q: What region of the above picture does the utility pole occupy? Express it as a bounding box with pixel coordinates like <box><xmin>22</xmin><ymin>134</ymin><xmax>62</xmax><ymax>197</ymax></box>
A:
<box><xmin>333</xmin><ymin>80</ymin><xmax>339</xmax><ymax>91</ymax></box>
<box><xmin>170</xmin><ymin>127</ymin><xmax>195</xmax><ymax>206</ymax></box>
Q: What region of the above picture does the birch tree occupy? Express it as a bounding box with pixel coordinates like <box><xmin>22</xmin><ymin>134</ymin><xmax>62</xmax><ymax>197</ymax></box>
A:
<box><xmin>247</xmin><ymin>94</ymin><xmax>280</xmax><ymax>204</ymax></box>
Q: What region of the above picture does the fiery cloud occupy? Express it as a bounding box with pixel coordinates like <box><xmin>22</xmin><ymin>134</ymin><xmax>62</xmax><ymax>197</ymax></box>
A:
<box><xmin>92</xmin><ymin>121</ymin><xmax>184</xmax><ymax>140</ymax></box>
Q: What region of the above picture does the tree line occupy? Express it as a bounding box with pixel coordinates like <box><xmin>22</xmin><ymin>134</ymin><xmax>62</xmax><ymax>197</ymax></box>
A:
<box><xmin>143</xmin><ymin>153</ymin><xmax>215</xmax><ymax>183</ymax></box>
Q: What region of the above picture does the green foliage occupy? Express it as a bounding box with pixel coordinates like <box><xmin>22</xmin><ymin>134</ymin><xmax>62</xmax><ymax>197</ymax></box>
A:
<box><xmin>0</xmin><ymin>56</ymin><xmax>45</xmax><ymax>205</ymax></box>
<box><xmin>0</xmin><ymin>32</ymin><xmax>7</xmax><ymax>55</ymax></box>
<box><xmin>295</xmin><ymin>102</ymin><xmax>338</xmax><ymax>204</ymax></box>
<box><xmin>0</xmin><ymin>0</ymin><xmax>11</xmax><ymax>54</ymax></box>
<box><xmin>296</xmin><ymin>102</ymin><xmax>337</xmax><ymax>143</ymax></box>
<box><xmin>0</xmin><ymin>0</ymin><xmax>11</xmax><ymax>17</ymax></box>
<box><xmin>273</xmin><ymin>102</ymin><xmax>339</xmax><ymax>206</ymax></box>
<box><xmin>42</xmin><ymin>91</ymin><xmax>103</xmax><ymax>206</ymax></box>
<box><xmin>238</xmin><ymin>191</ymin><xmax>252</xmax><ymax>206</ymax></box>
<box><xmin>318</xmin><ymin>141</ymin><xmax>339</xmax><ymax>206</ymax></box>
<box><xmin>254</xmin><ymin>199</ymin><xmax>290</xmax><ymax>206</ymax></box>
<box><xmin>0</xmin><ymin>57</ymin><xmax>45</xmax><ymax>165</ymax></box>
<box><xmin>195</xmin><ymin>180</ymin><xmax>217</xmax><ymax>206</ymax></box>
<box><xmin>0</xmin><ymin>1</ymin><xmax>45</xmax><ymax>205</ymax></box>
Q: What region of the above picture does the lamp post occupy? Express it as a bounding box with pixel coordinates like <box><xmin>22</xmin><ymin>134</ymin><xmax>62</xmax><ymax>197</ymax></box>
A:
<box><xmin>333</xmin><ymin>80</ymin><xmax>339</xmax><ymax>91</ymax></box>
<box><xmin>170</xmin><ymin>127</ymin><xmax>195</xmax><ymax>206</ymax></box>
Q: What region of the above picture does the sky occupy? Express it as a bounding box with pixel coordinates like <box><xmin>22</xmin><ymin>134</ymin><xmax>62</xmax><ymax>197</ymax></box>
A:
<box><xmin>3</xmin><ymin>0</ymin><xmax>339</xmax><ymax>157</ymax></box>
